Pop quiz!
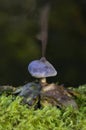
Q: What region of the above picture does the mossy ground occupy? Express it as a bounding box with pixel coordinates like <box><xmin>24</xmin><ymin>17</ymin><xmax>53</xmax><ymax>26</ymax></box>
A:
<box><xmin>0</xmin><ymin>85</ymin><xmax>86</xmax><ymax>130</ymax></box>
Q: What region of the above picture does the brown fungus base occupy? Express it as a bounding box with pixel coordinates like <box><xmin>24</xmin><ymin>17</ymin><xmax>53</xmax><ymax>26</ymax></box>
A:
<box><xmin>0</xmin><ymin>82</ymin><xmax>78</xmax><ymax>109</ymax></box>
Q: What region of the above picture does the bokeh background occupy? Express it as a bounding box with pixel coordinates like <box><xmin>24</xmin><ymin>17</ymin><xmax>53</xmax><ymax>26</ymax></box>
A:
<box><xmin>0</xmin><ymin>0</ymin><xmax>86</xmax><ymax>86</ymax></box>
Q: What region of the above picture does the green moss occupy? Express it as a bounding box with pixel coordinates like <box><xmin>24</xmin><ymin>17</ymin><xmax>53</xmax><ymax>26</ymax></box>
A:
<box><xmin>0</xmin><ymin>85</ymin><xmax>86</xmax><ymax>130</ymax></box>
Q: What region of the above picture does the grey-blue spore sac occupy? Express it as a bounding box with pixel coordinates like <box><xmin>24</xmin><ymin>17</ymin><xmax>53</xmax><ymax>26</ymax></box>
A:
<box><xmin>28</xmin><ymin>59</ymin><xmax>57</xmax><ymax>78</ymax></box>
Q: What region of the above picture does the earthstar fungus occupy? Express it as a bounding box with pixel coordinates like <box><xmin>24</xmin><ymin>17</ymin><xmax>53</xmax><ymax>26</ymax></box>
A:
<box><xmin>28</xmin><ymin>57</ymin><xmax>57</xmax><ymax>85</ymax></box>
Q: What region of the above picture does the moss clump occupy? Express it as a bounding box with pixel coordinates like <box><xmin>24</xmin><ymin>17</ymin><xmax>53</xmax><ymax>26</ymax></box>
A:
<box><xmin>0</xmin><ymin>85</ymin><xmax>86</xmax><ymax>130</ymax></box>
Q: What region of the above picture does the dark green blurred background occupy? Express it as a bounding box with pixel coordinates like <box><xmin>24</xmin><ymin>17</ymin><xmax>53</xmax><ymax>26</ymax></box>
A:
<box><xmin>0</xmin><ymin>0</ymin><xmax>86</xmax><ymax>86</ymax></box>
